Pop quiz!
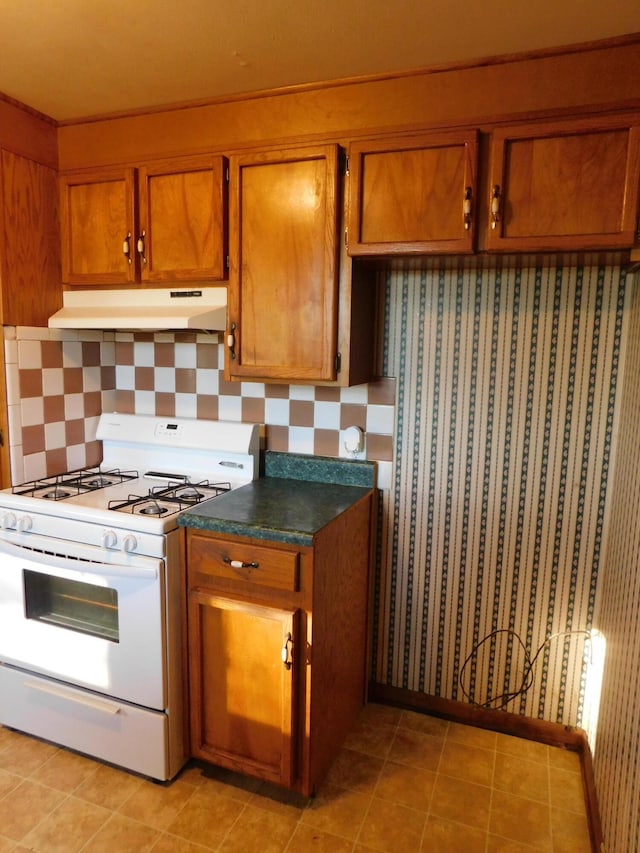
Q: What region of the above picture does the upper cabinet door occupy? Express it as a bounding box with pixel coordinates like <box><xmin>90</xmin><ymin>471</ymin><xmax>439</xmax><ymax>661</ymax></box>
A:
<box><xmin>226</xmin><ymin>144</ymin><xmax>341</xmax><ymax>383</ymax></box>
<box><xmin>347</xmin><ymin>131</ymin><xmax>479</xmax><ymax>256</ymax></box>
<box><xmin>1</xmin><ymin>150</ymin><xmax>61</xmax><ymax>326</ymax></box>
<box><xmin>486</xmin><ymin>117</ymin><xmax>640</xmax><ymax>251</ymax></box>
<box><xmin>138</xmin><ymin>155</ymin><xmax>227</xmax><ymax>282</ymax></box>
<box><xmin>60</xmin><ymin>168</ymin><xmax>137</xmax><ymax>285</ymax></box>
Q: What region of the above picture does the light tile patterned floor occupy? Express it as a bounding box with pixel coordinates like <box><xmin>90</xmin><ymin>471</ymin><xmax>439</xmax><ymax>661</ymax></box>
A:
<box><xmin>0</xmin><ymin>703</ymin><xmax>592</xmax><ymax>852</ymax></box>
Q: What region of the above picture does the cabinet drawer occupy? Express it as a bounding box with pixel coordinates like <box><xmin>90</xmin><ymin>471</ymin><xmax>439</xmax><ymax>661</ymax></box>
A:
<box><xmin>189</xmin><ymin>535</ymin><xmax>300</xmax><ymax>592</ymax></box>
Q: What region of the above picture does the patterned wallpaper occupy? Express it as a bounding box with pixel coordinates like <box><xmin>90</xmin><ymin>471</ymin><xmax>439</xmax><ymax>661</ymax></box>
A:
<box><xmin>373</xmin><ymin>263</ymin><xmax>627</xmax><ymax>730</ymax></box>
<box><xmin>592</xmin><ymin>273</ymin><xmax>640</xmax><ymax>853</ymax></box>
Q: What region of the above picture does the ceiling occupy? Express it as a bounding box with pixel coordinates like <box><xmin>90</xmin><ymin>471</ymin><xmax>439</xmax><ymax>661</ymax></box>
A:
<box><xmin>1</xmin><ymin>0</ymin><xmax>639</xmax><ymax>123</ymax></box>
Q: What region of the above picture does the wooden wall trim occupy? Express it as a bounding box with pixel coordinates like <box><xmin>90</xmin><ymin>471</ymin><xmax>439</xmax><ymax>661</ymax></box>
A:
<box><xmin>0</xmin><ymin>96</ymin><xmax>58</xmax><ymax>169</ymax></box>
<box><xmin>369</xmin><ymin>681</ymin><xmax>604</xmax><ymax>853</ymax></box>
<box><xmin>57</xmin><ymin>39</ymin><xmax>640</xmax><ymax>170</ymax></box>
<box><xmin>56</xmin><ymin>32</ymin><xmax>640</xmax><ymax>127</ymax></box>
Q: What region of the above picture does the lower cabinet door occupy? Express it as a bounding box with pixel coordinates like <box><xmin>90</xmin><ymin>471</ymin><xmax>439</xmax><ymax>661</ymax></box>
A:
<box><xmin>188</xmin><ymin>591</ymin><xmax>298</xmax><ymax>787</ymax></box>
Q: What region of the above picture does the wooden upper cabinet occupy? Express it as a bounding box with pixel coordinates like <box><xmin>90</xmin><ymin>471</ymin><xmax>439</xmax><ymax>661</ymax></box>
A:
<box><xmin>60</xmin><ymin>155</ymin><xmax>227</xmax><ymax>285</ymax></box>
<box><xmin>60</xmin><ymin>168</ymin><xmax>136</xmax><ymax>285</ymax></box>
<box><xmin>226</xmin><ymin>144</ymin><xmax>341</xmax><ymax>383</ymax></box>
<box><xmin>0</xmin><ymin>149</ymin><xmax>61</xmax><ymax>325</ymax></box>
<box><xmin>137</xmin><ymin>156</ymin><xmax>226</xmax><ymax>282</ymax></box>
<box><xmin>486</xmin><ymin>116</ymin><xmax>640</xmax><ymax>251</ymax></box>
<box><xmin>347</xmin><ymin>131</ymin><xmax>479</xmax><ymax>256</ymax></box>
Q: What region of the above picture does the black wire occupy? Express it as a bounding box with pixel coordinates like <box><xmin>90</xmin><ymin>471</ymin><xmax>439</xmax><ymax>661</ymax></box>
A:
<box><xmin>458</xmin><ymin>628</ymin><xmax>592</xmax><ymax>710</ymax></box>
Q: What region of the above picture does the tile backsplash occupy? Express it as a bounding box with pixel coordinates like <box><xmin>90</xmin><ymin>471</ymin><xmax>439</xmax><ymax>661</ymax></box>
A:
<box><xmin>3</xmin><ymin>326</ymin><xmax>395</xmax><ymax>486</ymax></box>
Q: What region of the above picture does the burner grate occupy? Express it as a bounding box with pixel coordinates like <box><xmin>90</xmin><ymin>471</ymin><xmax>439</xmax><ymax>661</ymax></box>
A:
<box><xmin>12</xmin><ymin>467</ymin><xmax>139</xmax><ymax>500</ymax></box>
<box><xmin>108</xmin><ymin>481</ymin><xmax>231</xmax><ymax>516</ymax></box>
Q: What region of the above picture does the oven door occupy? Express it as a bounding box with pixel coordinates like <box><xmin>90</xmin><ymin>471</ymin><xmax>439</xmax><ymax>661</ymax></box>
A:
<box><xmin>0</xmin><ymin>532</ymin><xmax>166</xmax><ymax>709</ymax></box>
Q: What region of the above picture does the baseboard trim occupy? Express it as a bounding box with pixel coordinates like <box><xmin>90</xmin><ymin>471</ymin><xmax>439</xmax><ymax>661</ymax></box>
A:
<box><xmin>368</xmin><ymin>681</ymin><xmax>603</xmax><ymax>852</ymax></box>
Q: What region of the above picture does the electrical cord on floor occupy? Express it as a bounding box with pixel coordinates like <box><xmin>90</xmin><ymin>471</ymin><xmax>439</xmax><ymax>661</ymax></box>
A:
<box><xmin>458</xmin><ymin>628</ymin><xmax>593</xmax><ymax>710</ymax></box>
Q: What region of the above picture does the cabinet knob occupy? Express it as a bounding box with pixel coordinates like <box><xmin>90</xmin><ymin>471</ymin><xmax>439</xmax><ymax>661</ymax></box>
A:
<box><xmin>491</xmin><ymin>185</ymin><xmax>501</xmax><ymax>230</ymax></box>
<box><xmin>281</xmin><ymin>632</ymin><xmax>293</xmax><ymax>670</ymax></box>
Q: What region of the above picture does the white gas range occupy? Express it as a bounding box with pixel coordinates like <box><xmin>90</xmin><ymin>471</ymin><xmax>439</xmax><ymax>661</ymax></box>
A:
<box><xmin>0</xmin><ymin>413</ymin><xmax>260</xmax><ymax>780</ymax></box>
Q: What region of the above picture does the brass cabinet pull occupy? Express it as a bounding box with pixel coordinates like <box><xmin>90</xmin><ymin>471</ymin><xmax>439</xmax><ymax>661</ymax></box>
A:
<box><xmin>227</xmin><ymin>322</ymin><xmax>237</xmax><ymax>360</ymax></box>
<box><xmin>491</xmin><ymin>185</ymin><xmax>501</xmax><ymax>230</ymax></box>
<box><xmin>463</xmin><ymin>186</ymin><xmax>472</xmax><ymax>231</ymax></box>
<box><xmin>122</xmin><ymin>232</ymin><xmax>132</xmax><ymax>264</ymax></box>
<box><xmin>281</xmin><ymin>632</ymin><xmax>293</xmax><ymax>670</ymax></box>
<box><xmin>223</xmin><ymin>556</ymin><xmax>259</xmax><ymax>570</ymax></box>
<box><xmin>136</xmin><ymin>230</ymin><xmax>147</xmax><ymax>264</ymax></box>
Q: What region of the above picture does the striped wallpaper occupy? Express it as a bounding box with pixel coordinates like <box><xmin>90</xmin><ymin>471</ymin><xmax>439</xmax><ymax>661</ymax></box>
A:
<box><xmin>592</xmin><ymin>272</ymin><xmax>640</xmax><ymax>853</ymax></box>
<box><xmin>373</xmin><ymin>262</ymin><xmax>628</xmax><ymax>730</ymax></box>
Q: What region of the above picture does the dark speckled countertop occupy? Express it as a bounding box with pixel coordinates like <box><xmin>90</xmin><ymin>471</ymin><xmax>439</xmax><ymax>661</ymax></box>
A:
<box><xmin>178</xmin><ymin>451</ymin><xmax>376</xmax><ymax>546</ymax></box>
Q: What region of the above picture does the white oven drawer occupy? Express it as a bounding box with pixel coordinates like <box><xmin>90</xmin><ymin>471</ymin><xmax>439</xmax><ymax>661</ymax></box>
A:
<box><xmin>0</xmin><ymin>664</ymin><xmax>173</xmax><ymax>780</ymax></box>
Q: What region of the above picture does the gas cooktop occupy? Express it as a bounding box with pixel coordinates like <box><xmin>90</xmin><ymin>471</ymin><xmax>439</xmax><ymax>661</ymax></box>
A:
<box><xmin>0</xmin><ymin>413</ymin><xmax>261</xmax><ymax>537</ymax></box>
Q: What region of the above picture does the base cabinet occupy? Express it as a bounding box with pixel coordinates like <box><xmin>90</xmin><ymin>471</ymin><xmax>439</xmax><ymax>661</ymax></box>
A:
<box><xmin>188</xmin><ymin>592</ymin><xmax>298</xmax><ymax>788</ymax></box>
<box><xmin>185</xmin><ymin>489</ymin><xmax>373</xmax><ymax>795</ymax></box>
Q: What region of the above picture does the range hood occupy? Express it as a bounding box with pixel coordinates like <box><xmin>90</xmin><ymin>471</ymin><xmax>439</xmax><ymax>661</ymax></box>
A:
<box><xmin>48</xmin><ymin>287</ymin><xmax>227</xmax><ymax>331</ymax></box>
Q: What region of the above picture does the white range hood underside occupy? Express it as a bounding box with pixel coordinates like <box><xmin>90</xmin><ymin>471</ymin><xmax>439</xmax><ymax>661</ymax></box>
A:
<box><xmin>48</xmin><ymin>287</ymin><xmax>227</xmax><ymax>331</ymax></box>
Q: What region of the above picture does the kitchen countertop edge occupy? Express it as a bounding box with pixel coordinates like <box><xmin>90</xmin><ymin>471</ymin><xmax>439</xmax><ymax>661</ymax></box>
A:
<box><xmin>178</xmin><ymin>452</ymin><xmax>376</xmax><ymax>545</ymax></box>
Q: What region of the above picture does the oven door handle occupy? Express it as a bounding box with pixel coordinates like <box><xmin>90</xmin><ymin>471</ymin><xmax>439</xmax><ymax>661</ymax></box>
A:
<box><xmin>24</xmin><ymin>678</ymin><xmax>123</xmax><ymax>715</ymax></box>
<box><xmin>0</xmin><ymin>534</ymin><xmax>159</xmax><ymax>580</ymax></box>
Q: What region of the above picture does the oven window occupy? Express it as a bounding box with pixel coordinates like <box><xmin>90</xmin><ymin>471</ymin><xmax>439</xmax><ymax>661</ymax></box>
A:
<box><xmin>23</xmin><ymin>570</ymin><xmax>119</xmax><ymax>643</ymax></box>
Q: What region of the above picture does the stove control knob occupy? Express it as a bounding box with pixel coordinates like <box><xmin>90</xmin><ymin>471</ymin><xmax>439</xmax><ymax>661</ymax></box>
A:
<box><xmin>123</xmin><ymin>535</ymin><xmax>138</xmax><ymax>553</ymax></box>
<box><xmin>102</xmin><ymin>530</ymin><xmax>118</xmax><ymax>549</ymax></box>
<box><xmin>16</xmin><ymin>515</ymin><xmax>32</xmax><ymax>533</ymax></box>
<box><xmin>0</xmin><ymin>512</ymin><xmax>16</xmax><ymax>529</ymax></box>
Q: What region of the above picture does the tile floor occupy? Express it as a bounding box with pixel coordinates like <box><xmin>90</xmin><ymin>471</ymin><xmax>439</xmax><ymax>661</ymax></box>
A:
<box><xmin>0</xmin><ymin>703</ymin><xmax>592</xmax><ymax>852</ymax></box>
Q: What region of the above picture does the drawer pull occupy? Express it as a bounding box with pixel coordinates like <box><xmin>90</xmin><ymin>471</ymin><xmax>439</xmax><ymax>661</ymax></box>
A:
<box><xmin>223</xmin><ymin>557</ymin><xmax>259</xmax><ymax>570</ymax></box>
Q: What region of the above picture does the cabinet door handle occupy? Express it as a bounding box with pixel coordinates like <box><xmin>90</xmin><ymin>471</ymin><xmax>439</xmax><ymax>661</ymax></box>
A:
<box><xmin>281</xmin><ymin>632</ymin><xmax>293</xmax><ymax>670</ymax></box>
<box><xmin>123</xmin><ymin>232</ymin><xmax>132</xmax><ymax>264</ymax></box>
<box><xmin>227</xmin><ymin>322</ymin><xmax>237</xmax><ymax>360</ymax></box>
<box><xmin>223</xmin><ymin>556</ymin><xmax>259</xmax><ymax>570</ymax></box>
<box><xmin>136</xmin><ymin>231</ymin><xmax>147</xmax><ymax>264</ymax></box>
<box><xmin>463</xmin><ymin>186</ymin><xmax>472</xmax><ymax>231</ymax></box>
<box><xmin>491</xmin><ymin>185</ymin><xmax>501</xmax><ymax>230</ymax></box>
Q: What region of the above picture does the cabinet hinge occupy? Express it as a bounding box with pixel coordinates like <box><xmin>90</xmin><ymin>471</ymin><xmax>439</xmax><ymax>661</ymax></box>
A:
<box><xmin>226</xmin><ymin>255</ymin><xmax>230</xmax><ymax>270</ymax></box>
<box><xmin>343</xmin><ymin>153</ymin><xmax>350</xmax><ymax>176</ymax></box>
<box><xmin>225</xmin><ymin>166</ymin><xmax>230</xmax><ymax>182</ymax></box>
<box><xmin>335</xmin><ymin>352</ymin><xmax>342</xmax><ymax>374</ymax></box>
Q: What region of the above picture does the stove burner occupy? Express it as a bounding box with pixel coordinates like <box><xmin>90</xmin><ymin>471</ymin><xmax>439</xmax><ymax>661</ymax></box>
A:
<box><xmin>174</xmin><ymin>487</ymin><xmax>205</xmax><ymax>503</ymax></box>
<box><xmin>83</xmin><ymin>476</ymin><xmax>113</xmax><ymax>488</ymax></box>
<box><xmin>42</xmin><ymin>488</ymin><xmax>74</xmax><ymax>500</ymax></box>
<box><xmin>139</xmin><ymin>503</ymin><xmax>169</xmax><ymax>516</ymax></box>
